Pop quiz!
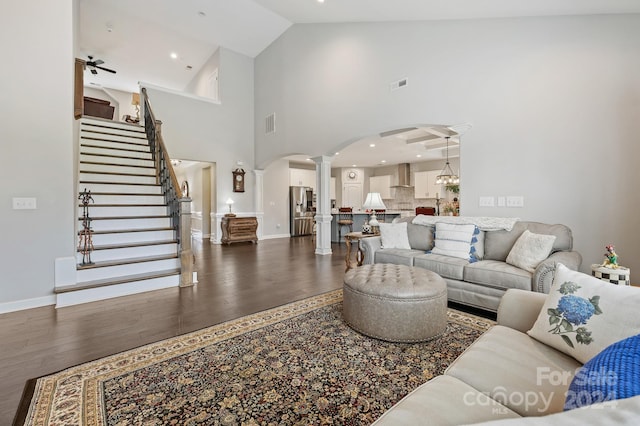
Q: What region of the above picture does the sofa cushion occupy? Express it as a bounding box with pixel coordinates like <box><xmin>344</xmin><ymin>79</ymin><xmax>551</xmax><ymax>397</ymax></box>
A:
<box><xmin>414</xmin><ymin>253</ymin><xmax>468</xmax><ymax>280</ymax></box>
<box><xmin>393</xmin><ymin>216</ymin><xmax>434</xmax><ymax>251</ymax></box>
<box><xmin>371</xmin><ymin>375</ymin><xmax>520</xmax><ymax>425</ymax></box>
<box><xmin>564</xmin><ymin>333</ymin><xmax>640</xmax><ymax>410</ymax></box>
<box><xmin>445</xmin><ymin>325</ymin><xmax>582</xmax><ymax>416</ymax></box>
<box><xmin>528</xmin><ymin>264</ymin><xmax>640</xmax><ymax>364</ymax></box>
<box><xmin>375</xmin><ymin>248</ymin><xmax>425</xmax><ymax>266</ymax></box>
<box><xmin>484</xmin><ymin>222</ymin><xmax>573</xmax><ymax>262</ymax></box>
<box><xmin>505</xmin><ymin>230</ymin><xmax>556</xmax><ymax>273</ymax></box>
<box><xmin>379</xmin><ymin>222</ymin><xmax>411</xmax><ymax>249</ymax></box>
<box><xmin>430</xmin><ymin>222</ymin><xmax>479</xmax><ymax>261</ymax></box>
<box><xmin>464</xmin><ymin>260</ymin><xmax>532</xmax><ymax>291</ymax></box>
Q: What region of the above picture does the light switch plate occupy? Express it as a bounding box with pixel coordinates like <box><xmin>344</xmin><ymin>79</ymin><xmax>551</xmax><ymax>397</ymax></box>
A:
<box><xmin>479</xmin><ymin>196</ymin><xmax>495</xmax><ymax>207</ymax></box>
<box><xmin>12</xmin><ymin>197</ymin><xmax>37</xmax><ymax>210</ymax></box>
<box><xmin>506</xmin><ymin>196</ymin><xmax>524</xmax><ymax>207</ymax></box>
<box><xmin>497</xmin><ymin>196</ymin><xmax>506</xmax><ymax>207</ymax></box>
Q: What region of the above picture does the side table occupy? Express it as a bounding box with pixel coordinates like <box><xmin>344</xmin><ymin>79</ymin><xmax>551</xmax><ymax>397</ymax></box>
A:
<box><xmin>344</xmin><ymin>232</ymin><xmax>377</xmax><ymax>272</ymax></box>
<box><xmin>591</xmin><ymin>264</ymin><xmax>631</xmax><ymax>286</ymax></box>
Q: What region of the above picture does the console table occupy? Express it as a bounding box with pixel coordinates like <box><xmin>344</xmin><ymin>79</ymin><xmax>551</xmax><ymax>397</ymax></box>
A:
<box><xmin>221</xmin><ymin>216</ymin><xmax>258</xmax><ymax>245</ymax></box>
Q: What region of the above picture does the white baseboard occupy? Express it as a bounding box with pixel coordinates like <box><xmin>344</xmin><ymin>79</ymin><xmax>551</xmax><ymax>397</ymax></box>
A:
<box><xmin>260</xmin><ymin>234</ymin><xmax>291</xmax><ymax>240</ymax></box>
<box><xmin>0</xmin><ymin>295</ymin><xmax>56</xmax><ymax>314</ymax></box>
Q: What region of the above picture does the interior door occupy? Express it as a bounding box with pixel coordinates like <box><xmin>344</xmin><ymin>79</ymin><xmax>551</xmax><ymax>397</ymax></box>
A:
<box><xmin>343</xmin><ymin>183</ymin><xmax>363</xmax><ymax>210</ymax></box>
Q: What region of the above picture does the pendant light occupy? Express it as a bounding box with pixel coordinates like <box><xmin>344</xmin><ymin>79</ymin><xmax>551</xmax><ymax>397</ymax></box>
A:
<box><xmin>435</xmin><ymin>137</ymin><xmax>459</xmax><ymax>185</ymax></box>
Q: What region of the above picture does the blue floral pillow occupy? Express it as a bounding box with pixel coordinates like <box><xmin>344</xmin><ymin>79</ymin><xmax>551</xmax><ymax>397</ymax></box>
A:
<box><xmin>527</xmin><ymin>264</ymin><xmax>640</xmax><ymax>364</ymax></box>
<box><xmin>564</xmin><ymin>334</ymin><xmax>640</xmax><ymax>410</ymax></box>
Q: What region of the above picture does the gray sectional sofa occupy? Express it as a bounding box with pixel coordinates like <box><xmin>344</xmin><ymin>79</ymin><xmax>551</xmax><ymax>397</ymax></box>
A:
<box><xmin>359</xmin><ymin>217</ymin><xmax>582</xmax><ymax>311</ymax></box>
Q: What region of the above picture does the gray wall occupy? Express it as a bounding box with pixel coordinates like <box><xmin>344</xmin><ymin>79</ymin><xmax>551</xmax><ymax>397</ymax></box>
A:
<box><xmin>145</xmin><ymin>48</ymin><xmax>255</xmax><ymax>215</ymax></box>
<box><xmin>1</xmin><ymin>2</ymin><xmax>75</xmax><ymax>308</ymax></box>
<box><xmin>255</xmin><ymin>15</ymin><xmax>640</xmax><ymax>274</ymax></box>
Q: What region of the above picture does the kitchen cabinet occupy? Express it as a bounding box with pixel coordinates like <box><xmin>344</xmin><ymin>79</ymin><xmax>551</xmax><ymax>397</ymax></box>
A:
<box><xmin>289</xmin><ymin>168</ymin><xmax>316</xmax><ymax>191</ymax></box>
<box><xmin>330</xmin><ymin>177</ymin><xmax>336</xmax><ymax>200</ymax></box>
<box><xmin>414</xmin><ymin>170</ymin><xmax>442</xmax><ymax>199</ymax></box>
<box><xmin>369</xmin><ymin>175</ymin><xmax>392</xmax><ymax>199</ymax></box>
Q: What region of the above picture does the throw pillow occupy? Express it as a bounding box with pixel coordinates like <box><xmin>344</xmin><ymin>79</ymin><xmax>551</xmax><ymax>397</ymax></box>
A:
<box><xmin>528</xmin><ymin>264</ymin><xmax>640</xmax><ymax>364</ymax></box>
<box><xmin>564</xmin><ymin>333</ymin><xmax>640</xmax><ymax>410</ymax></box>
<box><xmin>430</xmin><ymin>222</ymin><xmax>479</xmax><ymax>262</ymax></box>
<box><xmin>379</xmin><ymin>222</ymin><xmax>411</xmax><ymax>250</ymax></box>
<box><xmin>505</xmin><ymin>230</ymin><xmax>556</xmax><ymax>273</ymax></box>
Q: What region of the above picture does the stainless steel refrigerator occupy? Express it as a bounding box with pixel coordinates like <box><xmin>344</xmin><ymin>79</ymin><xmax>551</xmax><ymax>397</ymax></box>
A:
<box><xmin>290</xmin><ymin>186</ymin><xmax>314</xmax><ymax>236</ymax></box>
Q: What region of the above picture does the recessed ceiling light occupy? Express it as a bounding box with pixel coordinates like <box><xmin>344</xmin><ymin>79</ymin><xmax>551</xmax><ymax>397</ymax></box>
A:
<box><xmin>369</xmin><ymin>143</ymin><xmax>375</xmax><ymax>148</ymax></box>
<box><xmin>335</xmin><ymin>152</ymin><xmax>340</xmax><ymax>155</ymax></box>
<box><xmin>416</xmin><ymin>154</ymin><xmax>422</xmax><ymax>158</ymax></box>
<box><xmin>186</xmin><ymin>65</ymin><xmax>193</xmax><ymax>70</ymax></box>
<box><xmin>306</xmin><ymin>158</ymin><xmax>312</xmax><ymax>161</ymax></box>
<box><xmin>352</xmin><ymin>164</ymin><xmax>357</xmax><ymax>167</ymax></box>
<box><xmin>318</xmin><ymin>0</ymin><xmax>325</xmax><ymax>3</ymax></box>
<box><xmin>170</xmin><ymin>52</ymin><xmax>178</xmax><ymax>59</ymax></box>
<box><xmin>198</xmin><ymin>11</ymin><xmax>206</xmax><ymax>17</ymax></box>
<box><xmin>381</xmin><ymin>160</ymin><xmax>386</xmax><ymax>163</ymax></box>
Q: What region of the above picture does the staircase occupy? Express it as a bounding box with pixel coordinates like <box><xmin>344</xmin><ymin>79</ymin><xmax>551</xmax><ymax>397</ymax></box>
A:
<box><xmin>55</xmin><ymin>117</ymin><xmax>181</xmax><ymax>307</ymax></box>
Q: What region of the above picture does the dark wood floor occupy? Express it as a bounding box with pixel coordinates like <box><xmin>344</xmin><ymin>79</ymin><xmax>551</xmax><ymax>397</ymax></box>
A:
<box><xmin>1</xmin><ymin>237</ymin><xmax>347</xmax><ymax>424</ymax></box>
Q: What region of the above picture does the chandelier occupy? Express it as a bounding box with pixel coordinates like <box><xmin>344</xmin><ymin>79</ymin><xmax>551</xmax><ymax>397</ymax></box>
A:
<box><xmin>435</xmin><ymin>136</ymin><xmax>459</xmax><ymax>185</ymax></box>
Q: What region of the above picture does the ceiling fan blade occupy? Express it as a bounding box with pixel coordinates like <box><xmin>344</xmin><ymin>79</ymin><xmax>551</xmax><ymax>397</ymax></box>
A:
<box><xmin>95</xmin><ymin>65</ymin><xmax>116</xmax><ymax>74</ymax></box>
<box><xmin>93</xmin><ymin>59</ymin><xmax>104</xmax><ymax>66</ymax></box>
<box><xmin>91</xmin><ymin>68</ymin><xmax>97</xmax><ymax>75</ymax></box>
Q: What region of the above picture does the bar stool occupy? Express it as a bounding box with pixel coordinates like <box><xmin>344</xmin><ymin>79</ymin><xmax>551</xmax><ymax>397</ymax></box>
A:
<box><xmin>337</xmin><ymin>207</ymin><xmax>353</xmax><ymax>242</ymax></box>
<box><xmin>374</xmin><ymin>209</ymin><xmax>386</xmax><ymax>223</ymax></box>
<box><xmin>416</xmin><ymin>207</ymin><xmax>436</xmax><ymax>216</ymax></box>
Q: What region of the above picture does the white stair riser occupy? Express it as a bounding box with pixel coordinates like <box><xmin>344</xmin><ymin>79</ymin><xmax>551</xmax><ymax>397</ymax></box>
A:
<box><xmin>79</xmin><ymin>172</ymin><xmax>156</xmax><ymax>184</ymax></box>
<box><xmin>81</xmin><ymin>137</ymin><xmax>150</xmax><ymax>151</ymax></box>
<box><xmin>77</xmin><ymin>258</ymin><xmax>180</xmax><ymax>282</ymax></box>
<box><xmin>81</xmin><ymin>205</ymin><xmax>167</xmax><ymax>217</ymax></box>
<box><xmin>81</xmin><ymin>118</ymin><xmax>145</xmax><ymax>131</ymax></box>
<box><xmin>89</xmin><ymin>194</ymin><xmax>166</xmax><ymax>205</ymax></box>
<box><xmin>81</xmin><ymin>122</ymin><xmax>145</xmax><ymax>136</ymax></box>
<box><xmin>80</xmin><ymin>154</ymin><xmax>154</xmax><ymax>168</ymax></box>
<box><xmin>90</xmin><ymin>217</ymin><xmax>171</xmax><ymax>231</ymax></box>
<box><xmin>80</xmin><ymin>162</ymin><xmax>156</xmax><ymax>176</ymax></box>
<box><xmin>80</xmin><ymin>145</ymin><xmax>152</xmax><ymax>160</ymax></box>
<box><xmin>77</xmin><ymin>243</ymin><xmax>177</xmax><ymax>263</ymax></box>
<box><xmin>78</xmin><ymin>183</ymin><xmax>162</xmax><ymax>194</ymax></box>
<box><xmin>81</xmin><ymin>130</ymin><xmax>146</xmax><ymax>142</ymax></box>
<box><xmin>56</xmin><ymin>274</ymin><xmax>179</xmax><ymax>308</ymax></box>
<box><xmin>91</xmin><ymin>230</ymin><xmax>175</xmax><ymax>246</ymax></box>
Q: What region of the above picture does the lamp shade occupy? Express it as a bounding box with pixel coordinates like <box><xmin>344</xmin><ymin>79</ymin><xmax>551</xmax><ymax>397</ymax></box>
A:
<box><xmin>131</xmin><ymin>92</ymin><xmax>140</xmax><ymax>106</ymax></box>
<box><xmin>226</xmin><ymin>198</ymin><xmax>234</xmax><ymax>205</ymax></box>
<box><xmin>362</xmin><ymin>192</ymin><xmax>386</xmax><ymax>210</ymax></box>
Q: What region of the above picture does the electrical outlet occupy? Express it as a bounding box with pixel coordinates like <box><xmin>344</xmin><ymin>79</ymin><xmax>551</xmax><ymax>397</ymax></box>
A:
<box><xmin>506</xmin><ymin>196</ymin><xmax>524</xmax><ymax>207</ymax></box>
<box><xmin>12</xmin><ymin>197</ymin><xmax>37</xmax><ymax>210</ymax></box>
<box><xmin>479</xmin><ymin>196</ymin><xmax>495</xmax><ymax>207</ymax></box>
<box><xmin>497</xmin><ymin>197</ymin><xmax>506</xmax><ymax>207</ymax></box>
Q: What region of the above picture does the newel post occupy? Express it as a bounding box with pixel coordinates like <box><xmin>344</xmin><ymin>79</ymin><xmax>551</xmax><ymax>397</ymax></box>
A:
<box><xmin>179</xmin><ymin>198</ymin><xmax>194</xmax><ymax>287</ymax></box>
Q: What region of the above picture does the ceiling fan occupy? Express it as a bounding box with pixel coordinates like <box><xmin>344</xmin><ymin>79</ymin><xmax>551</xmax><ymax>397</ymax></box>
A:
<box><xmin>85</xmin><ymin>55</ymin><xmax>116</xmax><ymax>75</ymax></box>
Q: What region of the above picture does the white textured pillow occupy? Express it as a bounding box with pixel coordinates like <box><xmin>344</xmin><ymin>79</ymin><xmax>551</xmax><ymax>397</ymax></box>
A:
<box><xmin>379</xmin><ymin>222</ymin><xmax>411</xmax><ymax>249</ymax></box>
<box><xmin>505</xmin><ymin>230</ymin><xmax>556</xmax><ymax>273</ymax></box>
<box><xmin>430</xmin><ymin>222</ymin><xmax>477</xmax><ymax>261</ymax></box>
<box><xmin>528</xmin><ymin>264</ymin><xmax>640</xmax><ymax>364</ymax></box>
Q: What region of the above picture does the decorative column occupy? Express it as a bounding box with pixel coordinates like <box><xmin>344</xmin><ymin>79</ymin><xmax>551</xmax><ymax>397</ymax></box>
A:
<box><xmin>179</xmin><ymin>198</ymin><xmax>194</xmax><ymax>287</ymax></box>
<box><xmin>253</xmin><ymin>169</ymin><xmax>265</xmax><ymax>240</ymax></box>
<box><xmin>312</xmin><ymin>155</ymin><xmax>333</xmax><ymax>255</ymax></box>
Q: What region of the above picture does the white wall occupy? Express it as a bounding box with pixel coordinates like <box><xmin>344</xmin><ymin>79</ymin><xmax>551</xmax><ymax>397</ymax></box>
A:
<box><xmin>0</xmin><ymin>2</ymin><xmax>75</xmax><ymax>309</ymax></box>
<box><xmin>144</xmin><ymin>48</ymin><xmax>254</xmax><ymax>215</ymax></box>
<box><xmin>255</xmin><ymin>15</ymin><xmax>640</xmax><ymax>274</ymax></box>
<box><xmin>262</xmin><ymin>159</ymin><xmax>291</xmax><ymax>238</ymax></box>
<box><xmin>185</xmin><ymin>48</ymin><xmax>221</xmax><ymax>100</ymax></box>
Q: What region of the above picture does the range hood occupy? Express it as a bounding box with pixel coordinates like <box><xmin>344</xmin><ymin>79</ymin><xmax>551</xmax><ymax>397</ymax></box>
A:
<box><xmin>390</xmin><ymin>163</ymin><xmax>413</xmax><ymax>188</ymax></box>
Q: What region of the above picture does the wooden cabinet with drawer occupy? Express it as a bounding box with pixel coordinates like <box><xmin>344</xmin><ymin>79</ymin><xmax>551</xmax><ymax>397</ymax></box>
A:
<box><xmin>221</xmin><ymin>216</ymin><xmax>258</xmax><ymax>245</ymax></box>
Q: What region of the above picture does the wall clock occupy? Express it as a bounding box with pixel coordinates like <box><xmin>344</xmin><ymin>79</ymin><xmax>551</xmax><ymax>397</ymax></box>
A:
<box><xmin>347</xmin><ymin>170</ymin><xmax>358</xmax><ymax>180</ymax></box>
<box><xmin>233</xmin><ymin>168</ymin><xmax>245</xmax><ymax>192</ymax></box>
<box><xmin>181</xmin><ymin>180</ymin><xmax>189</xmax><ymax>197</ymax></box>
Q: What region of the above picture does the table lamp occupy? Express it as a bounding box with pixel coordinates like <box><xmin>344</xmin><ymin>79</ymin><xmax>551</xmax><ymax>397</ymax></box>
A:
<box><xmin>362</xmin><ymin>192</ymin><xmax>386</xmax><ymax>235</ymax></box>
<box><xmin>225</xmin><ymin>198</ymin><xmax>236</xmax><ymax>217</ymax></box>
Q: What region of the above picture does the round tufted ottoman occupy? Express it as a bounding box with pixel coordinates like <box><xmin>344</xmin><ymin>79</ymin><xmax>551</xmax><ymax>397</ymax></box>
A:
<box><xmin>343</xmin><ymin>263</ymin><xmax>448</xmax><ymax>343</ymax></box>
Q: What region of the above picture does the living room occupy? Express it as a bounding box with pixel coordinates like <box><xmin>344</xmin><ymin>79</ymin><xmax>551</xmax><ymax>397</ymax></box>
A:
<box><xmin>3</xmin><ymin>0</ymin><xmax>640</xmax><ymax>424</ymax></box>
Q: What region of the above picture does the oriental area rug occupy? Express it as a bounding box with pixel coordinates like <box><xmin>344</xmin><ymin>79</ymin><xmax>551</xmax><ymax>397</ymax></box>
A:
<box><xmin>17</xmin><ymin>290</ymin><xmax>494</xmax><ymax>426</ymax></box>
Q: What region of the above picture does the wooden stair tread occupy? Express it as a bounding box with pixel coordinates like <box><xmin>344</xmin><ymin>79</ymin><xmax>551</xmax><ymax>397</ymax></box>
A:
<box><xmin>80</xmin><ymin>143</ymin><xmax>150</xmax><ymax>154</ymax></box>
<box><xmin>78</xmin><ymin>215</ymin><xmax>170</xmax><ymax>221</ymax></box>
<box><xmin>80</xmin><ymin>160</ymin><xmax>155</xmax><ymax>169</ymax></box>
<box><xmin>87</xmin><ymin>227</ymin><xmax>174</xmax><ymax>235</ymax></box>
<box><xmin>76</xmin><ymin>254</ymin><xmax>178</xmax><ymax>270</ymax></box>
<box><xmin>79</xmin><ymin>181</ymin><xmax>160</xmax><ymax>187</ymax></box>
<box><xmin>55</xmin><ymin>268</ymin><xmax>180</xmax><ymax>293</ymax></box>
<box><xmin>81</xmin><ymin>152</ymin><xmax>153</xmax><ymax>162</ymax></box>
<box><xmin>79</xmin><ymin>170</ymin><xmax>155</xmax><ymax>177</ymax></box>
<box><xmin>78</xmin><ymin>239</ymin><xmax>177</xmax><ymax>251</ymax></box>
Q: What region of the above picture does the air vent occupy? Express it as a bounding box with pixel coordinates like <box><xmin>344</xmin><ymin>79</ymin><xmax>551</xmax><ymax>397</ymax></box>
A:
<box><xmin>390</xmin><ymin>77</ymin><xmax>409</xmax><ymax>91</ymax></box>
<box><xmin>265</xmin><ymin>113</ymin><xmax>276</xmax><ymax>134</ymax></box>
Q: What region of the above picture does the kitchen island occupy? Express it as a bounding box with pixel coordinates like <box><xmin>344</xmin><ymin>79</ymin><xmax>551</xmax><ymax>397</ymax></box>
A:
<box><xmin>331</xmin><ymin>211</ymin><xmax>402</xmax><ymax>242</ymax></box>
